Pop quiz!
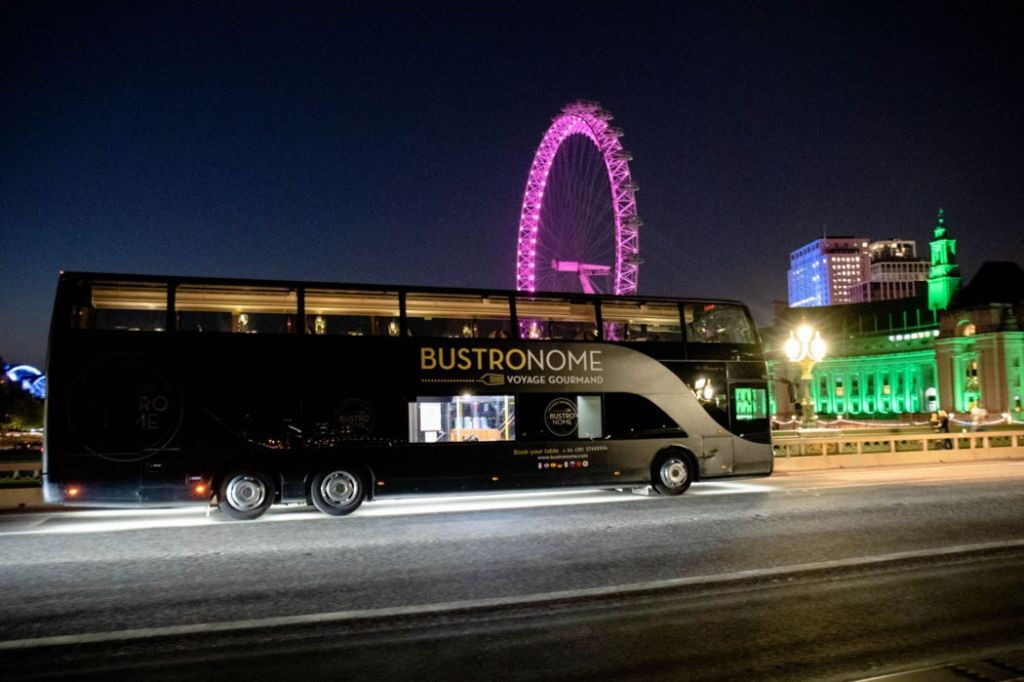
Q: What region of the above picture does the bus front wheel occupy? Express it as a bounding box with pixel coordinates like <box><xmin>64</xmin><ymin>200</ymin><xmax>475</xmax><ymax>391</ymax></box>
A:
<box><xmin>310</xmin><ymin>466</ymin><xmax>365</xmax><ymax>516</ymax></box>
<box><xmin>651</xmin><ymin>451</ymin><xmax>693</xmax><ymax>496</ymax></box>
<box><xmin>217</xmin><ymin>469</ymin><xmax>275</xmax><ymax>520</ymax></box>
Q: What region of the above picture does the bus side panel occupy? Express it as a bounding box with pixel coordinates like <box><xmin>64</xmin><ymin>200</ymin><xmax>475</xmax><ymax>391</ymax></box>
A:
<box><xmin>363</xmin><ymin>437</ymin><xmax>697</xmax><ymax>495</ymax></box>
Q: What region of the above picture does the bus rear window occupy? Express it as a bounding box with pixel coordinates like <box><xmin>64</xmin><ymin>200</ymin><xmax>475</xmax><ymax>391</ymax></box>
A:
<box><xmin>176</xmin><ymin>284</ymin><xmax>298</xmax><ymax>333</ymax></box>
<box><xmin>405</xmin><ymin>293</ymin><xmax>511</xmax><ymax>338</ymax></box>
<box><xmin>601</xmin><ymin>301</ymin><xmax>681</xmax><ymax>342</ymax></box>
<box><xmin>72</xmin><ymin>280</ymin><xmax>168</xmax><ymax>331</ymax></box>
<box><xmin>306</xmin><ymin>289</ymin><xmax>400</xmax><ymax>336</ymax></box>
<box><xmin>683</xmin><ymin>303</ymin><xmax>757</xmax><ymax>344</ymax></box>
<box><xmin>516</xmin><ymin>298</ymin><xmax>598</xmax><ymax>340</ymax></box>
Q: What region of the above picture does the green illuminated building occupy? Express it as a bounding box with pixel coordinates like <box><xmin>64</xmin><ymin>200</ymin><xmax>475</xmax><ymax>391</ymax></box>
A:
<box><xmin>765</xmin><ymin>298</ymin><xmax>942</xmax><ymax>419</ymax></box>
<box><xmin>767</xmin><ymin>212</ymin><xmax>1024</xmax><ymax>423</ymax></box>
<box><xmin>927</xmin><ymin>208</ymin><xmax>961</xmax><ymax>311</ymax></box>
<box><xmin>934</xmin><ymin>262</ymin><xmax>1024</xmax><ymax>413</ymax></box>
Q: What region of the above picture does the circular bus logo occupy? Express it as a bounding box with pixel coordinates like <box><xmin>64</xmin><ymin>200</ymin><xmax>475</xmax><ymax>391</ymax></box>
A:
<box><xmin>544</xmin><ymin>398</ymin><xmax>578</xmax><ymax>437</ymax></box>
<box><xmin>67</xmin><ymin>354</ymin><xmax>183</xmax><ymax>461</ymax></box>
<box><xmin>334</xmin><ymin>399</ymin><xmax>375</xmax><ymax>440</ymax></box>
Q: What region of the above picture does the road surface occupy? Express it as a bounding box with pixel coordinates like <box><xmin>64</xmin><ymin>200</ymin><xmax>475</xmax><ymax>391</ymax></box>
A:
<box><xmin>2</xmin><ymin>461</ymin><xmax>1024</xmax><ymax>680</ymax></box>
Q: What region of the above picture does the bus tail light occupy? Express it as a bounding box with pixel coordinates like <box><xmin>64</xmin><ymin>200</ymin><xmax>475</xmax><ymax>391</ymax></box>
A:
<box><xmin>66</xmin><ymin>486</ymin><xmax>81</xmax><ymax>498</ymax></box>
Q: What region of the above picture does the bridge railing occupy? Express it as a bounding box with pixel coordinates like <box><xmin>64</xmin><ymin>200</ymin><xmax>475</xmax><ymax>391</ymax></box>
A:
<box><xmin>772</xmin><ymin>430</ymin><xmax>1024</xmax><ymax>459</ymax></box>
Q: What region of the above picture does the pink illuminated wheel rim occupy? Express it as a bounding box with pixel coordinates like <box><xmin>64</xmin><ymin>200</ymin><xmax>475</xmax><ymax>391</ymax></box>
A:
<box><xmin>516</xmin><ymin>100</ymin><xmax>640</xmax><ymax>295</ymax></box>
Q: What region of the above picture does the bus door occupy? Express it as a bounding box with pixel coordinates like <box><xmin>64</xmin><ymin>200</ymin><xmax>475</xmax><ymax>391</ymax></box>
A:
<box><xmin>701</xmin><ymin>436</ymin><xmax>734</xmax><ymax>475</ymax></box>
<box><xmin>729</xmin><ymin>381</ymin><xmax>771</xmax><ymax>474</ymax></box>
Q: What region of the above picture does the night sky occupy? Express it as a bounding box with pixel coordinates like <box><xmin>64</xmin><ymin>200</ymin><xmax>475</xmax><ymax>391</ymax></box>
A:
<box><xmin>3</xmin><ymin>1</ymin><xmax>1022</xmax><ymax>368</ymax></box>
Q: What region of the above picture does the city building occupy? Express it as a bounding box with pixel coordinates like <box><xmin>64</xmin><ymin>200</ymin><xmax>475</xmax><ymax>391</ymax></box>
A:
<box><xmin>788</xmin><ymin>237</ymin><xmax>870</xmax><ymax>307</ymax></box>
<box><xmin>849</xmin><ymin>239</ymin><xmax>929</xmax><ymax>303</ymax></box>
<box><xmin>935</xmin><ymin>261</ymin><xmax>1024</xmax><ymax>413</ymax></box>
<box><xmin>767</xmin><ymin>211</ymin><xmax>1024</xmax><ymax>423</ymax></box>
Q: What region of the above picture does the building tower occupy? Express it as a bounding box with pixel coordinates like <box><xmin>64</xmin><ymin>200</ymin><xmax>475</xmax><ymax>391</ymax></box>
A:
<box><xmin>927</xmin><ymin>208</ymin><xmax>961</xmax><ymax>310</ymax></box>
<box><xmin>788</xmin><ymin>237</ymin><xmax>871</xmax><ymax>307</ymax></box>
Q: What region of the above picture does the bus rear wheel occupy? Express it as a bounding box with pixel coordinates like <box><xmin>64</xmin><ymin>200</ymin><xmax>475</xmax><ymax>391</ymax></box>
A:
<box><xmin>310</xmin><ymin>466</ymin><xmax>365</xmax><ymax>516</ymax></box>
<box><xmin>651</xmin><ymin>451</ymin><xmax>693</xmax><ymax>496</ymax></box>
<box><xmin>218</xmin><ymin>469</ymin><xmax>275</xmax><ymax>520</ymax></box>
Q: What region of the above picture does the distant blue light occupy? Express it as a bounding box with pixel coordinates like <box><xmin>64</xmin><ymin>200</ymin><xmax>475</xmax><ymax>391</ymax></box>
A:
<box><xmin>28</xmin><ymin>376</ymin><xmax>47</xmax><ymax>400</ymax></box>
<box><xmin>5</xmin><ymin>365</ymin><xmax>45</xmax><ymax>399</ymax></box>
<box><xmin>6</xmin><ymin>365</ymin><xmax>42</xmax><ymax>383</ymax></box>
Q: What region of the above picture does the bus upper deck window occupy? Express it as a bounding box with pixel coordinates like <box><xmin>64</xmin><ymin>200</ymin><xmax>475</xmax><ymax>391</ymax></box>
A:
<box><xmin>601</xmin><ymin>301</ymin><xmax>682</xmax><ymax>342</ymax></box>
<box><xmin>81</xmin><ymin>281</ymin><xmax>168</xmax><ymax>332</ymax></box>
<box><xmin>176</xmin><ymin>284</ymin><xmax>298</xmax><ymax>334</ymax></box>
<box><xmin>305</xmin><ymin>289</ymin><xmax>400</xmax><ymax>336</ymax></box>
<box><xmin>516</xmin><ymin>298</ymin><xmax>597</xmax><ymax>341</ymax></box>
<box><xmin>684</xmin><ymin>303</ymin><xmax>757</xmax><ymax>344</ymax></box>
<box><xmin>405</xmin><ymin>293</ymin><xmax>512</xmax><ymax>339</ymax></box>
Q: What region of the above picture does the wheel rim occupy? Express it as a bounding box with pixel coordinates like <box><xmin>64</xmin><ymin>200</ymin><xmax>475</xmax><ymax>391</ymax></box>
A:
<box><xmin>320</xmin><ymin>471</ymin><xmax>359</xmax><ymax>507</ymax></box>
<box><xmin>225</xmin><ymin>474</ymin><xmax>266</xmax><ymax>511</ymax></box>
<box><xmin>660</xmin><ymin>457</ymin><xmax>688</xmax><ymax>489</ymax></box>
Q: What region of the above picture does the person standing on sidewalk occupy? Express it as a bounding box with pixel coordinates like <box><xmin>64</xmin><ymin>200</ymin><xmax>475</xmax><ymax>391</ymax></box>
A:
<box><xmin>939</xmin><ymin>410</ymin><xmax>952</xmax><ymax>449</ymax></box>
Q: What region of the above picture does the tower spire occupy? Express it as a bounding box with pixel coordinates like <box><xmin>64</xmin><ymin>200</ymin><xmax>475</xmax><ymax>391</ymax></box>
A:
<box><xmin>933</xmin><ymin>207</ymin><xmax>947</xmax><ymax>238</ymax></box>
<box><xmin>928</xmin><ymin>208</ymin><xmax>960</xmax><ymax>310</ymax></box>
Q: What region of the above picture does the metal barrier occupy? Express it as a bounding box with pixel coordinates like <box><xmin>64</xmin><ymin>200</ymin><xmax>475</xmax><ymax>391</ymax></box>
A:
<box><xmin>0</xmin><ymin>451</ymin><xmax>42</xmax><ymax>488</ymax></box>
<box><xmin>772</xmin><ymin>430</ymin><xmax>1024</xmax><ymax>463</ymax></box>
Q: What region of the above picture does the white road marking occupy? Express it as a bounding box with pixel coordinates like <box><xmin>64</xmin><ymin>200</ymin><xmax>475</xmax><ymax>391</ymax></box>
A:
<box><xmin>1</xmin><ymin>538</ymin><xmax>1022</xmax><ymax>652</ymax></box>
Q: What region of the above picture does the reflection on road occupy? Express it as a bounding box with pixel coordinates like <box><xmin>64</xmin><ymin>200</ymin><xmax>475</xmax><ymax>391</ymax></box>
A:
<box><xmin>1</xmin><ymin>460</ymin><xmax>1022</xmax><ymax>536</ymax></box>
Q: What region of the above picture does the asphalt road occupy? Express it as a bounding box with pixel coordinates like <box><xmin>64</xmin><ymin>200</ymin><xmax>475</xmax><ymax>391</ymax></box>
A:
<box><xmin>2</xmin><ymin>461</ymin><xmax>1024</xmax><ymax>680</ymax></box>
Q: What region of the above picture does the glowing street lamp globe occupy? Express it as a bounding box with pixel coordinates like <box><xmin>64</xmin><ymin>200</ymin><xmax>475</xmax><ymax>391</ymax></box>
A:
<box><xmin>809</xmin><ymin>331</ymin><xmax>826</xmax><ymax>363</ymax></box>
<box><xmin>783</xmin><ymin>324</ymin><xmax>826</xmax><ymax>427</ymax></box>
<box><xmin>783</xmin><ymin>334</ymin><xmax>802</xmax><ymax>363</ymax></box>
<box><xmin>784</xmin><ymin>325</ymin><xmax>826</xmax><ymax>363</ymax></box>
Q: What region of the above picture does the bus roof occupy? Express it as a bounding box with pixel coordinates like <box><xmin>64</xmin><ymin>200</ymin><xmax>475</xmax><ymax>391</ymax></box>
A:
<box><xmin>58</xmin><ymin>271</ymin><xmax>750</xmax><ymax>308</ymax></box>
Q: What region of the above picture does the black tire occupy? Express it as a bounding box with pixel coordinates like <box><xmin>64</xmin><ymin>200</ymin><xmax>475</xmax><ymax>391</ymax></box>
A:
<box><xmin>217</xmin><ymin>468</ymin><xmax>275</xmax><ymax>520</ymax></box>
<box><xmin>651</xmin><ymin>450</ymin><xmax>693</xmax><ymax>496</ymax></box>
<box><xmin>310</xmin><ymin>466</ymin><xmax>365</xmax><ymax>516</ymax></box>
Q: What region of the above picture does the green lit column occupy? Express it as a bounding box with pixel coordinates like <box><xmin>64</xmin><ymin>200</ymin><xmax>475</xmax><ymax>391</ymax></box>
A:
<box><xmin>902</xmin><ymin>367</ymin><xmax>911</xmax><ymax>414</ymax></box>
<box><xmin>874</xmin><ymin>370</ymin><xmax>882</xmax><ymax>414</ymax></box>
<box><xmin>856</xmin><ymin>371</ymin><xmax>866</xmax><ymax>414</ymax></box>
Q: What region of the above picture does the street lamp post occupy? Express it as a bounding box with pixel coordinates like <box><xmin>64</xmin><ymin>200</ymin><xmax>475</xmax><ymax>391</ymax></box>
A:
<box><xmin>784</xmin><ymin>324</ymin><xmax>827</xmax><ymax>428</ymax></box>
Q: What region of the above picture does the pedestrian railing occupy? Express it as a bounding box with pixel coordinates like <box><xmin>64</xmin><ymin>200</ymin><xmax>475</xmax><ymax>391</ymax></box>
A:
<box><xmin>772</xmin><ymin>430</ymin><xmax>1024</xmax><ymax>459</ymax></box>
<box><xmin>0</xmin><ymin>449</ymin><xmax>42</xmax><ymax>486</ymax></box>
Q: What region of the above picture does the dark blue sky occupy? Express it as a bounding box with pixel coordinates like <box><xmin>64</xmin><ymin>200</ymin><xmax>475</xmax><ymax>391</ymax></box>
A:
<box><xmin>3</xmin><ymin>0</ymin><xmax>1022</xmax><ymax>367</ymax></box>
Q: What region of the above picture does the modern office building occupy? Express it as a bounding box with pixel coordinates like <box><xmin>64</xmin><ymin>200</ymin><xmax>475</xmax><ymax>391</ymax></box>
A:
<box><xmin>788</xmin><ymin>237</ymin><xmax>870</xmax><ymax>307</ymax></box>
<box><xmin>849</xmin><ymin>239</ymin><xmax>930</xmax><ymax>303</ymax></box>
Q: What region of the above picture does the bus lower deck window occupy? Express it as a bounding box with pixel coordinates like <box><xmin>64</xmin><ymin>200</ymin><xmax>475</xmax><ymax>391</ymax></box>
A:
<box><xmin>408</xmin><ymin>395</ymin><xmax>516</xmax><ymax>443</ymax></box>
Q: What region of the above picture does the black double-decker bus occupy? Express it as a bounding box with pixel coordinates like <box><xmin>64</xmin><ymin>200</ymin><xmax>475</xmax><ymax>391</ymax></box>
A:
<box><xmin>44</xmin><ymin>272</ymin><xmax>772</xmax><ymax>520</ymax></box>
